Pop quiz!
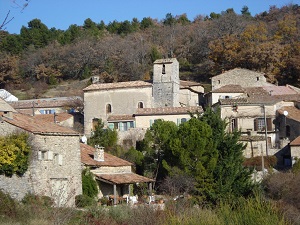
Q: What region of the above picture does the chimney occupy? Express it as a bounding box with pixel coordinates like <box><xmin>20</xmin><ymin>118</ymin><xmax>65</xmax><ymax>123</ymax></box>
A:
<box><xmin>94</xmin><ymin>145</ymin><xmax>104</xmax><ymax>161</ymax></box>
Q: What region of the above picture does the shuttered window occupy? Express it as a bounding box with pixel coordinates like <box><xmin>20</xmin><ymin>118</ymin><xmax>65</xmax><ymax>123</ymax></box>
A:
<box><xmin>254</xmin><ymin>118</ymin><xmax>272</xmax><ymax>131</ymax></box>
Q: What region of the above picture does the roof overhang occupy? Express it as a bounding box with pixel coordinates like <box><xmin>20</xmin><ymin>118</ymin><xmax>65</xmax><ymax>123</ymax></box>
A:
<box><xmin>94</xmin><ymin>173</ymin><xmax>154</xmax><ymax>185</ymax></box>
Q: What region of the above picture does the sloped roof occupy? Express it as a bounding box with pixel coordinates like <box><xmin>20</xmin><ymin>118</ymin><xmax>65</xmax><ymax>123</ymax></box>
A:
<box><xmin>83</xmin><ymin>80</ymin><xmax>203</xmax><ymax>92</ymax></box>
<box><xmin>277</xmin><ymin>106</ymin><xmax>300</xmax><ymax>123</ymax></box>
<box><xmin>34</xmin><ymin>113</ymin><xmax>73</xmax><ymax>123</ymax></box>
<box><xmin>218</xmin><ymin>86</ymin><xmax>300</xmax><ymax>106</ymax></box>
<box><xmin>80</xmin><ymin>144</ymin><xmax>132</xmax><ymax>167</ymax></box>
<box><xmin>212</xmin><ymin>68</ymin><xmax>266</xmax><ymax>79</ymax></box>
<box><xmin>154</xmin><ymin>58</ymin><xmax>177</xmax><ymax>64</ymax></box>
<box><xmin>3</xmin><ymin>113</ymin><xmax>79</xmax><ymax>135</ymax></box>
<box><xmin>95</xmin><ymin>173</ymin><xmax>154</xmax><ymax>185</ymax></box>
<box><xmin>0</xmin><ymin>98</ymin><xmax>17</xmax><ymax>112</ymax></box>
<box><xmin>290</xmin><ymin>136</ymin><xmax>300</xmax><ymax>146</ymax></box>
<box><xmin>212</xmin><ymin>85</ymin><xmax>245</xmax><ymax>93</ymax></box>
<box><xmin>83</xmin><ymin>81</ymin><xmax>152</xmax><ymax>92</ymax></box>
<box><xmin>107</xmin><ymin>115</ymin><xmax>135</xmax><ymax>122</ymax></box>
<box><xmin>134</xmin><ymin>106</ymin><xmax>203</xmax><ymax>116</ymax></box>
<box><xmin>9</xmin><ymin>96</ymin><xmax>82</xmax><ymax>109</ymax></box>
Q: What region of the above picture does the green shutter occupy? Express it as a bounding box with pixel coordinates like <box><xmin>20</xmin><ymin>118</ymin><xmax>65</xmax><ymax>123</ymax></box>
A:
<box><xmin>108</xmin><ymin>123</ymin><xmax>114</xmax><ymax>130</ymax></box>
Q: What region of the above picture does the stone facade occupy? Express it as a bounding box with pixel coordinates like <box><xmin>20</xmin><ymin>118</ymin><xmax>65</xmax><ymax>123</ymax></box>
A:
<box><xmin>153</xmin><ymin>58</ymin><xmax>180</xmax><ymax>107</ymax></box>
<box><xmin>211</xmin><ymin>68</ymin><xmax>271</xmax><ymax>90</ymax></box>
<box><xmin>0</xmin><ymin>112</ymin><xmax>82</xmax><ymax>207</ymax></box>
<box><xmin>83</xmin><ymin>58</ymin><xmax>204</xmax><ymax>137</ymax></box>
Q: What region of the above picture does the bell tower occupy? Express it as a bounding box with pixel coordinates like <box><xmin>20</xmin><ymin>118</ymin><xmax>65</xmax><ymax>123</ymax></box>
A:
<box><xmin>152</xmin><ymin>58</ymin><xmax>180</xmax><ymax>107</ymax></box>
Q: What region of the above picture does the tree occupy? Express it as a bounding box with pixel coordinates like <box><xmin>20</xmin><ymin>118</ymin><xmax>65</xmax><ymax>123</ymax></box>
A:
<box><xmin>0</xmin><ymin>132</ymin><xmax>31</xmax><ymax>177</ymax></box>
<box><xmin>87</xmin><ymin>119</ymin><xmax>118</xmax><ymax>150</ymax></box>
<box><xmin>198</xmin><ymin>108</ymin><xmax>253</xmax><ymax>203</ymax></box>
<box><xmin>163</xmin><ymin>118</ymin><xmax>218</xmax><ymax>200</ymax></box>
<box><xmin>241</xmin><ymin>6</ymin><xmax>251</xmax><ymax>16</ymax></box>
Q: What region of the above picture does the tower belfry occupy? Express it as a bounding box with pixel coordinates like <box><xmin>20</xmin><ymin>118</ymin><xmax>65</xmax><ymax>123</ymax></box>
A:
<box><xmin>152</xmin><ymin>58</ymin><xmax>180</xmax><ymax>107</ymax></box>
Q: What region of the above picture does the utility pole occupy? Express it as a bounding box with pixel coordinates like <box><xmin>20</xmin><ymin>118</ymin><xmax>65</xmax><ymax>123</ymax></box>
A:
<box><xmin>263</xmin><ymin>105</ymin><xmax>269</xmax><ymax>156</ymax></box>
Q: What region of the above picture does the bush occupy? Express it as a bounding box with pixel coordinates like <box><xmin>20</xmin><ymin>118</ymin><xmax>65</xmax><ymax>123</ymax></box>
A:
<box><xmin>75</xmin><ymin>194</ymin><xmax>96</xmax><ymax>208</ymax></box>
<box><xmin>0</xmin><ymin>190</ymin><xmax>18</xmax><ymax>218</ymax></box>
<box><xmin>82</xmin><ymin>169</ymin><xmax>98</xmax><ymax>198</ymax></box>
<box><xmin>292</xmin><ymin>159</ymin><xmax>300</xmax><ymax>174</ymax></box>
<box><xmin>22</xmin><ymin>193</ymin><xmax>53</xmax><ymax>207</ymax></box>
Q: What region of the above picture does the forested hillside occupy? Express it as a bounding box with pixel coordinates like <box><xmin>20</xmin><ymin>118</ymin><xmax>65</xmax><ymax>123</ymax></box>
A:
<box><xmin>0</xmin><ymin>4</ymin><xmax>300</xmax><ymax>98</ymax></box>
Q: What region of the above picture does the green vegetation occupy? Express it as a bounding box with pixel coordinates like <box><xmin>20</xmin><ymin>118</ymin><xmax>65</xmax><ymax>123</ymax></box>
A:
<box><xmin>87</xmin><ymin>119</ymin><xmax>118</xmax><ymax>150</ymax></box>
<box><xmin>1</xmin><ymin>4</ymin><xmax>300</xmax><ymax>95</ymax></box>
<box><xmin>136</xmin><ymin>108</ymin><xmax>253</xmax><ymax>204</ymax></box>
<box><xmin>0</xmin><ymin>189</ymin><xmax>292</xmax><ymax>225</ymax></box>
<box><xmin>0</xmin><ymin>132</ymin><xmax>31</xmax><ymax>177</ymax></box>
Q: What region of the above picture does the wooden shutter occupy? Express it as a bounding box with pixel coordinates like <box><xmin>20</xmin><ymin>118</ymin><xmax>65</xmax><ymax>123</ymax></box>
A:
<box><xmin>254</xmin><ymin>118</ymin><xmax>258</xmax><ymax>131</ymax></box>
<box><xmin>267</xmin><ymin>118</ymin><xmax>272</xmax><ymax>131</ymax></box>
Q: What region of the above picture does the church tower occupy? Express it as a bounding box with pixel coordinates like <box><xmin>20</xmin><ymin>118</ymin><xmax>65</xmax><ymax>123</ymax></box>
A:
<box><xmin>152</xmin><ymin>58</ymin><xmax>180</xmax><ymax>108</ymax></box>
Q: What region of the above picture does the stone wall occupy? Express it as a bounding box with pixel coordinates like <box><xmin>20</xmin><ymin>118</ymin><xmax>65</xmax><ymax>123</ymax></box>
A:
<box><xmin>0</xmin><ymin>122</ymin><xmax>82</xmax><ymax>207</ymax></box>
<box><xmin>211</xmin><ymin>68</ymin><xmax>271</xmax><ymax>90</ymax></box>
<box><xmin>0</xmin><ymin>173</ymin><xmax>33</xmax><ymax>201</ymax></box>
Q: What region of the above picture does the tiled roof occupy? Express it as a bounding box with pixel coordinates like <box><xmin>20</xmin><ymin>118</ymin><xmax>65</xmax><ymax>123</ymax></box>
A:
<box><xmin>95</xmin><ymin>173</ymin><xmax>154</xmax><ymax>184</ymax></box>
<box><xmin>154</xmin><ymin>58</ymin><xmax>177</xmax><ymax>64</ymax></box>
<box><xmin>83</xmin><ymin>80</ymin><xmax>203</xmax><ymax>92</ymax></box>
<box><xmin>80</xmin><ymin>144</ymin><xmax>132</xmax><ymax>167</ymax></box>
<box><xmin>239</xmin><ymin>136</ymin><xmax>266</xmax><ymax>141</ymax></box>
<box><xmin>277</xmin><ymin>106</ymin><xmax>300</xmax><ymax>122</ymax></box>
<box><xmin>0</xmin><ymin>98</ymin><xmax>17</xmax><ymax>112</ymax></box>
<box><xmin>212</xmin><ymin>85</ymin><xmax>245</xmax><ymax>93</ymax></box>
<box><xmin>107</xmin><ymin>115</ymin><xmax>135</xmax><ymax>122</ymax></box>
<box><xmin>9</xmin><ymin>96</ymin><xmax>82</xmax><ymax>109</ymax></box>
<box><xmin>218</xmin><ymin>86</ymin><xmax>300</xmax><ymax>105</ymax></box>
<box><xmin>263</xmin><ymin>86</ymin><xmax>299</xmax><ymax>95</ymax></box>
<box><xmin>34</xmin><ymin>113</ymin><xmax>73</xmax><ymax>123</ymax></box>
<box><xmin>134</xmin><ymin>106</ymin><xmax>203</xmax><ymax>116</ymax></box>
<box><xmin>3</xmin><ymin>113</ymin><xmax>79</xmax><ymax>135</ymax></box>
<box><xmin>83</xmin><ymin>81</ymin><xmax>152</xmax><ymax>91</ymax></box>
<box><xmin>290</xmin><ymin>136</ymin><xmax>300</xmax><ymax>146</ymax></box>
<box><xmin>180</xmin><ymin>80</ymin><xmax>202</xmax><ymax>88</ymax></box>
<box><xmin>213</xmin><ymin>68</ymin><xmax>265</xmax><ymax>79</ymax></box>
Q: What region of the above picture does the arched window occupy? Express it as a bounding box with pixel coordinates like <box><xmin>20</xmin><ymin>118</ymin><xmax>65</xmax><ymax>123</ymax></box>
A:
<box><xmin>162</xmin><ymin>64</ymin><xmax>166</xmax><ymax>74</ymax></box>
<box><xmin>138</xmin><ymin>102</ymin><xmax>144</xmax><ymax>108</ymax></box>
<box><xmin>106</xmin><ymin>104</ymin><xmax>112</xmax><ymax>113</ymax></box>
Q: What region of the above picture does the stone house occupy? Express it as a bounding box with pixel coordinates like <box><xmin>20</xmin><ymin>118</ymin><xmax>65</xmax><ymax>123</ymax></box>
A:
<box><xmin>290</xmin><ymin>136</ymin><xmax>300</xmax><ymax>159</ymax></box>
<box><xmin>9</xmin><ymin>96</ymin><xmax>83</xmax><ymax>116</ymax></box>
<box><xmin>211</xmin><ymin>68</ymin><xmax>273</xmax><ymax>91</ymax></box>
<box><xmin>0</xmin><ymin>98</ymin><xmax>82</xmax><ymax>207</ymax></box>
<box><xmin>211</xmin><ymin>84</ymin><xmax>300</xmax><ymax>159</ymax></box>
<box><xmin>83</xmin><ymin>58</ymin><xmax>204</xmax><ymax>138</ymax></box>
<box><xmin>81</xmin><ymin>144</ymin><xmax>153</xmax><ymax>205</ymax></box>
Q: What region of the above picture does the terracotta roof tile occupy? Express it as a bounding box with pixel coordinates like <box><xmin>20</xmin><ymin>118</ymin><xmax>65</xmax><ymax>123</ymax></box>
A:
<box><xmin>134</xmin><ymin>106</ymin><xmax>203</xmax><ymax>116</ymax></box>
<box><xmin>83</xmin><ymin>80</ymin><xmax>203</xmax><ymax>92</ymax></box>
<box><xmin>107</xmin><ymin>115</ymin><xmax>135</xmax><ymax>122</ymax></box>
<box><xmin>0</xmin><ymin>98</ymin><xmax>17</xmax><ymax>112</ymax></box>
<box><xmin>80</xmin><ymin>144</ymin><xmax>132</xmax><ymax>167</ymax></box>
<box><xmin>212</xmin><ymin>85</ymin><xmax>245</xmax><ymax>93</ymax></box>
<box><xmin>263</xmin><ymin>86</ymin><xmax>299</xmax><ymax>95</ymax></box>
<box><xmin>277</xmin><ymin>106</ymin><xmax>300</xmax><ymax>123</ymax></box>
<box><xmin>3</xmin><ymin>113</ymin><xmax>78</xmax><ymax>135</ymax></box>
<box><xmin>9</xmin><ymin>97</ymin><xmax>82</xmax><ymax>109</ymax></box>
<box><xmin>95</xmin><ymin>173</ymin><xmax>154</xmax><ymax>184</ymax></box>
<box><xmin>34</xmin><ymin>113</ymin><xmax>73</xmax><ymax>124</ymax></box>
<box><xmin>290</xmin><ymin>136</ymin><xmax>300</xmax><ymax>146</ymax></box>
<box><xmin>83</xmin><ymin>81</ymin><xmax>152</xmax><ymax>91</ymax></box>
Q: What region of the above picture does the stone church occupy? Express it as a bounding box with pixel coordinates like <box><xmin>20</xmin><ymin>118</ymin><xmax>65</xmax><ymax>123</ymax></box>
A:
<box><xmin>83</xmin><ymin>58</ymin><xmax>204</xmax><ymax>138</ymax></box>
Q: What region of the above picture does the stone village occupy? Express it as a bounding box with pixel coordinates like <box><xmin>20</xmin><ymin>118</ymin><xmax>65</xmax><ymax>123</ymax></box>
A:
<box><xmin>1</xmin><ymin>58</ymin><xmax>300</xmax><ymax>206</ymax></box>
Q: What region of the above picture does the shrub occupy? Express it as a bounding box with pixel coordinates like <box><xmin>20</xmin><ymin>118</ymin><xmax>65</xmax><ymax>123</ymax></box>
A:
<box><xmin>22</xmin><ymin>193</ymin><xmax>53</xmax><ymax>207</ymax></box>
<box><xmin>0</xmin><ymin>190</ymin><xmax>18</xmax><ymax>218</ymax></box>
<box><xmin>82</xmin><ymin>169</ymin><xmax>98</xmax><ymax>198</ymax></box>
<box><xmin>292</xmin><ymin>159</ymin><xmax>300</xmax><ymax>174</ymax></box>
<box><xmin>75</xmin><ymin>194</ymin><xmax>96</xmax><ymax>208</ymax></box>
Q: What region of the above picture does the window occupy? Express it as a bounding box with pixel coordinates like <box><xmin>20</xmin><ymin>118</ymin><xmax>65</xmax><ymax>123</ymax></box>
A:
<box><xmin>92</xmin><ymin>118</ymin><xmax>99</xmax><ymax>131</ymax></box>
<box><xmin>257</xmin><ymin>77</ymin><xmax>259</xmax><ymax>81</ymax></box>
<box><xmin>231</xmin><ymin>118</ymin><xmax>238</xmax><ymax>132</ymax></box>
<box><xmin>254</xmin><ymin>118</ymin><xmax>272</xmax><ymax>131</ymax></box>
<box><xmin>218</xmin><ymin>80</ymin><xmax>220</xmax><ymax>84</ymax></box>
<box><xmin>138</xmin><ymin>102</ymin><xmax>144</xmax><ymax>108</ymax></box>
<box><xmin>181</xmin><ymin>118</ymin><xmax>187</xmax><ymax>123</ymax></box>
<box><xmin>106</xmin><ymin>104</ymin><xmax>112</xmax><ymax>113</ymax></box>
<box><xmin>286</xmin><ymin>125</ymin><xmax>290</xmax><ymax>137</ymax></box>
<box><xmin>162</xmin><ymin>64</ymin><xmax>166</xmax><ymax>74</ymax></box>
